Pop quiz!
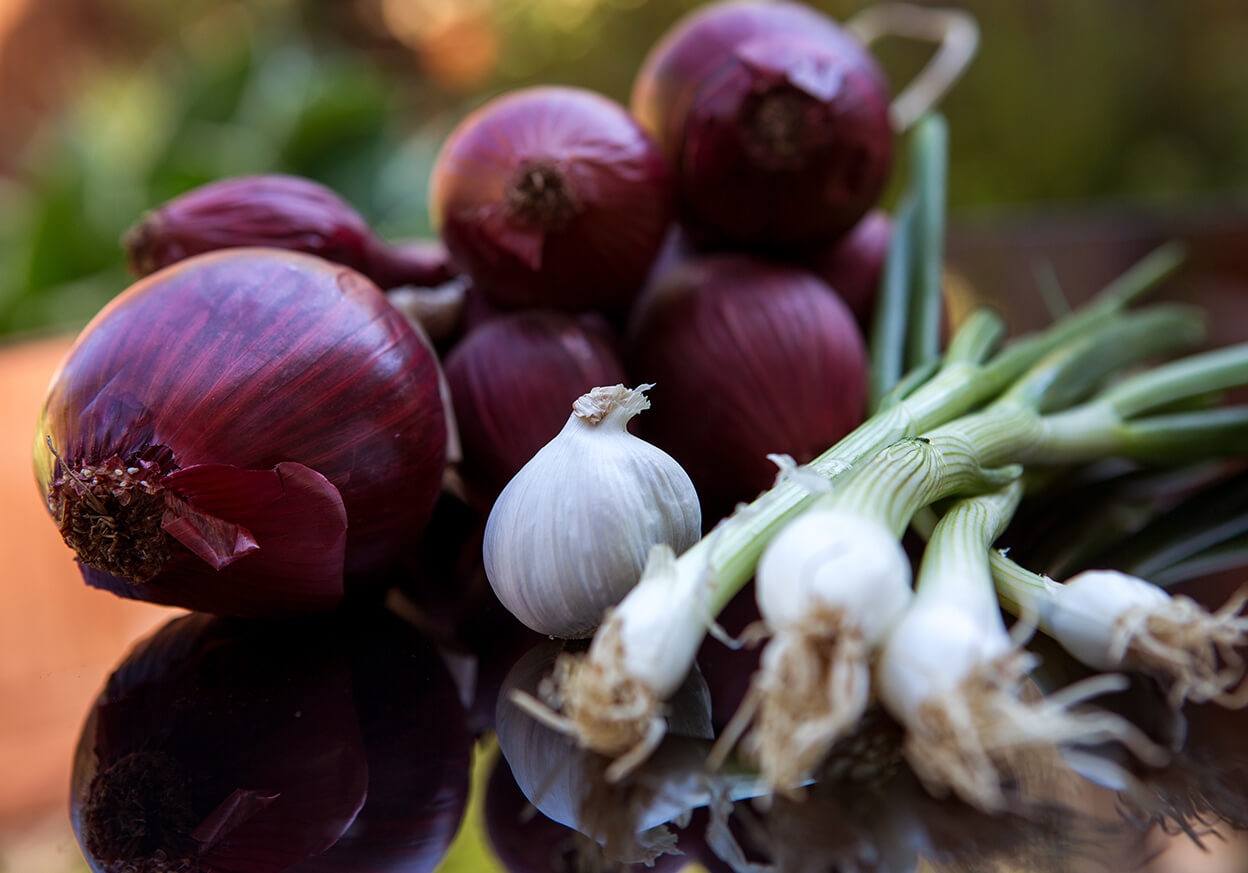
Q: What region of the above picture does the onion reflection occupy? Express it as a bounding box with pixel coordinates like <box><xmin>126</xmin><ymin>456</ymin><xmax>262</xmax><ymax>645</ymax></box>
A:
<box><xmin>71</xmin><ymin>609</ymin><xmax>472</xmax><ymax>873</ymax></box>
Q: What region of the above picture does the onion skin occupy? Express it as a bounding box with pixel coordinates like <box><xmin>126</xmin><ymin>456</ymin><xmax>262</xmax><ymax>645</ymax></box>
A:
<box><xmin>627</xmin><ymin>255</ymin><xmax>867</xmax><ymax>512</ymax></box>
<box><xmin>34</xmin><ymin>248</ymin><xmax>446</xmax><ymax>616</ymax></box>
<box><xmin>125</xmin><ymin>174</ymin><xmax>455</xmax><ymax>290</ymax></box>
<box><xmin>631</xmin><ymin>1</ymin><xmax>892</xmax><ymax>249</ymax></box>
<box><xmin>444</xmin><ymin>311</ymin><xmax>628</xmax><ymax>497</ymax></box>
<box><xmin>801</xmin><ymin>209</ymin><xmax>891</xmax><ymax>328</ymax></box>
<box><xmin>430</xmin><ymin>86</ymin><xmax>674</xmax><ymax>311</ymax></box>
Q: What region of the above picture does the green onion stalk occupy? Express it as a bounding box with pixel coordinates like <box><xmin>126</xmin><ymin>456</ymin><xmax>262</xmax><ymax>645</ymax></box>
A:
<box><xmin>529</xmin><ymin>243</ymin><xmax>1200</xmax><ymax>777</ymax></box>
<box><xmin>710</xmin><ymin>308</ymin><xmax>1248</xmax><ymax>795</ymax></box>
<box><xmin>874</xmin><ymin>484</ymin><xmax>1169</xmax><ymax>812</ymax></box>
<box><xmin>991</xmin><ymin>547</ymin><xmax>1248</xmax><ymax>712</ymax></box>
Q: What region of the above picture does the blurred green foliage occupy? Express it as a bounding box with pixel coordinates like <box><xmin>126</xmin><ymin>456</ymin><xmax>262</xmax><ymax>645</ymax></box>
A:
<box><xmin>2</xmin><ymin>0</ymin><xmax>1248</xmax><ymax>339</ymax></box>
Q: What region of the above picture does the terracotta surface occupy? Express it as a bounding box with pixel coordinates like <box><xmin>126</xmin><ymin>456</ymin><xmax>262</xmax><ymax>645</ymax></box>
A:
<box><xmin>0</xmin><ymin>334</ymin><xmax>171</xmax><ymax>844</ymax></box>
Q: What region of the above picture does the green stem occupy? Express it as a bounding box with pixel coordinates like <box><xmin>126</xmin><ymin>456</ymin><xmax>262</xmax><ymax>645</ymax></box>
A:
<box><xmin>941</xmin><ymin>307</ymin><xmax>1006</xmax><ymax>368</ymax></box>
<box><xmin>697</xmin><ymin>252</ymin><xmax>1189</xmax><ymax>616</ymax></box>
<box><xmin>914</xmin><ymin>483</ymin><xmax>1023</xmax><ymax>625</ymax></box>
<box><xmin>1097</xmin><ymin>341</ymin><xmax>1248</xmax><ymax>418</ymax></box>
<box><xmin>989</xmin><ymin>548</ymin><xmax>1056</xmax><ymax>619</ymax></box>
<box><xmin>998</xmin><ymin>304</ymin><xmax>1204</xmax><ymax>413</ymax></box>
<box><xmin>978</xmin><ymin>242</ymin><xmax>1185</xmax><ymax>392</ymax></box>
<box><xmin>906</xmin><ymin>113</ymin><xmax>949</xmax><ymax>372</ymax></box>
<box><xmin>869</xmin><ymin>195</ymin><xmax>917</xmax><ymax>411</ymax></box>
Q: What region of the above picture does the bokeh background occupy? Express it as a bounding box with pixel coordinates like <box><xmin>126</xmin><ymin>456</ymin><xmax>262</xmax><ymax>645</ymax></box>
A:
<box><xmin>2</xmin><ymin>1</ymin><xmax>1248</xmax><ymax>872</ymax></box>
<box><xmin>4</xmin><ymin>0</ymin><xmax>1248</xmax><ymax>339</ymax></box>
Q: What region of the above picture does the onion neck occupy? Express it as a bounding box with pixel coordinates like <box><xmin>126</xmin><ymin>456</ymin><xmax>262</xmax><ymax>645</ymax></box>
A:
<box><xmin>47</xmin><ymin>452</ymin><xmax>172</xmax><ymax>582</ymax></box>
<box><xmin>82</xmin><ymin>750</ymin><xmax>198</xmax><ymax>873</ymax></box>
<box><xmin>506</xmin><ymin>160</ymin><xmax>579</xmax><ymax>231</ymax></box>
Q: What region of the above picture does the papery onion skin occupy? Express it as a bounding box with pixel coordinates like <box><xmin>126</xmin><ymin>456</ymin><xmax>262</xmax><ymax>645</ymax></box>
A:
<box><xmin>34</xmin><ymin>248</ymin><xmax>446</xmax><ymax>616</ymax></box>
<box><xmin>125</xmin><ymin>174</ymin><xmax>455</xmax><ymax>290</ymax></box>
<box><xmin>631</xmin><ymin>1</ymin><xmax>892</xmax><ymax>249</ymax></box>
<box><xmin>430</xmin><ymin>86</ymin><xmax>674</xmax><ymax>311</ymax></box>
<box><xmin>444</xmin><ymin>311</ymin><xmax>628</xmax><ymax>497</ymax></box>
<box><xmin>631</xmin><ymin>0</ymin><xmax>883</xmax><ymax>150</ymax></box>
<box><xmin>627</xmin><ymin>255</ymin><xmax>867</xmax><ymax>513</ymax></box>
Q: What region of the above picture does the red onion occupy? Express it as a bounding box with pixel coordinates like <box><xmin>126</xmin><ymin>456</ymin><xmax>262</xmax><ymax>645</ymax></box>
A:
<box><xmin>444</xmin><ymin>310</ymin><xmax>627</xmax><ymax>497</ymax></box>
<box><xmin>630</xmin><ymin>0</ymin><xmax>893</xmax><ymax>249</ymax></box>
<box><xmin>429</xmin><ymin>86</ymin><xmax>673</xmax><ymax>311</ymax></box>
<box><xmin>626</xmin><ymin>255</ymin><xmax>867</xmax><ymax>513</ymax></box>
<box><xmin>34</xmin><ymin>248</ymin><xmax>446</xmax><ymax>616</ymax></box>
<box><xmin>124</xmin><ymin>174</ymin><xmax>456</xmax><ymax>289</ymax></box>
<box><xmin>800</xmin><ymin>208</ymin><xmax>891</xmax><ymax>328</ymax></box>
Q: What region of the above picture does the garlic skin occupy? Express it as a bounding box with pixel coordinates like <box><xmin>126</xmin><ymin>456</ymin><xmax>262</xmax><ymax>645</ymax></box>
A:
<box><xmin>483</xmin><ymin>384</ymin><xmax>701</xmax><ymax>638</ymax></box>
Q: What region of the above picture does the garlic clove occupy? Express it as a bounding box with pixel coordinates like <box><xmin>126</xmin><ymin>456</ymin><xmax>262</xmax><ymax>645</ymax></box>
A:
<box><xmin>483</xmin><ymin>384</ymin><xmax>701</xmax><ymax>639</ymax></box>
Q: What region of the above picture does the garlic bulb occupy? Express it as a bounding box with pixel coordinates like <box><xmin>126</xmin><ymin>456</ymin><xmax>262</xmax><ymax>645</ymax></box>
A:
<box><xmin>483</xmin><ymin>384</ymin><xmax>701</xmax><ymax>638</ymax></box>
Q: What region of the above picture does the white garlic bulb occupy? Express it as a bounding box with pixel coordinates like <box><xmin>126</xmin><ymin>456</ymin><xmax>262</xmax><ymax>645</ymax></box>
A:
<box><xmin>483</xmin><ymin>384</ymin><xmax>701</xmax><ymax>638</ymax></box>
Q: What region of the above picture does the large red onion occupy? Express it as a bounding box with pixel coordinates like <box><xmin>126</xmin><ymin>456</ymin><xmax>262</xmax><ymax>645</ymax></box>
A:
<box><xmin>430</xmin><ymin>86</ymin><xmax>673</xmax><ymax>312</ymax></box>
<box><xmin>444</xmin><ymin>311</ymin><xmax>627</xmax><ymax>497</ymax></box>
<box><xmin>627</xmin><ymin>255</ymin><xmax>867</xmax><ymax>514</ymax></box>
<box><xmin>34</xmin><ymin>248</ymin><xmax>447</xmax><ymax>616</ymax></box>
<box><xmin>125</xmin><ymin>174</ymin><xmax>456</xmax><ymax>290</ymax></box>
<box><xmin>630</xmin><ymin>0</ymin><xmax>893</xmax><ymax>249</ymax></box>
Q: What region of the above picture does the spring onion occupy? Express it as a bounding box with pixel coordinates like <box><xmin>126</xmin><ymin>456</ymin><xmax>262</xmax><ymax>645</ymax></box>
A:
<box><xmin>992</xmin><ymin>553</ymin><xmax>1248</xmax><ymax>710</ymax></box>
<box><xmin>876</xmin><ymin>483</ymin><xmax>1168</xmax><ymax>811</ymax></box>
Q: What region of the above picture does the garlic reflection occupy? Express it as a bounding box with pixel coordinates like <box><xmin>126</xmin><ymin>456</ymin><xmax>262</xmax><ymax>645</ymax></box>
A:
<box><xmin>484</xmin><ymin>384</ymin><xmax>701</xmax><ymax>638</ymax></box>
<box><xmin>495</xmin><ymin>641</ymin><xmax>762</xmax><ymax>866</ymax></box>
